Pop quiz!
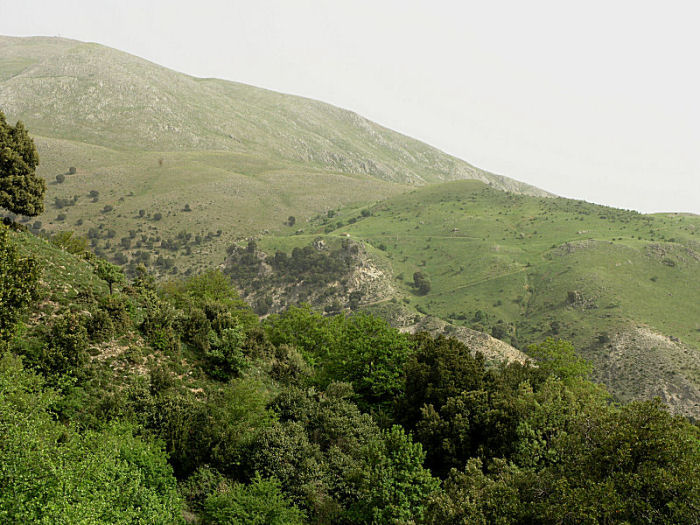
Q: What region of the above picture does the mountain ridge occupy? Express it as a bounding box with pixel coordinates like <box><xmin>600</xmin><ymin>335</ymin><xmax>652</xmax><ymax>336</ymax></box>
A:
<box><xmin>0</xmin><ymin>35</ymin><xmax>548</xmax><ymax>193</ymax></box>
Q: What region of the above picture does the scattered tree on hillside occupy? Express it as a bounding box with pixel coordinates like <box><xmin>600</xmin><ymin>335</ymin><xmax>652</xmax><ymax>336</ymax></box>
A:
<box><xmin>413</xmin><ymin>271</ymin><xmax>431</xmax><ymax>295</ymax></box>
<box><xmin>0</xmin><ymin>110</ymin><xmax>45</xmax><ymax>217</ymax></box>
<box><xmin>94</xmin><ymin>259</ymin><xmax>124</xmax><ymax>294</ymax></box>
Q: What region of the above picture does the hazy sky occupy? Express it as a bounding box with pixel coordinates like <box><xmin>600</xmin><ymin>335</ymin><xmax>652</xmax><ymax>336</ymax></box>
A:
<box><xmin>2</xmin><ymin>0</ymin><xmax>698</xmax><ymax>213</ymax></box>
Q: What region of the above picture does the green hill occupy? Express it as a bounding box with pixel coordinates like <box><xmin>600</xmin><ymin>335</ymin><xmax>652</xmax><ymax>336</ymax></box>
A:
<box><xmin>252</xmin><ymin>181</ymin><xmax>700</xmax><ymax>417</ymax></box>
<box><xmin>0</xmin><ymin>35</ymin><xmax>549</xmax><ymax>277</ymax></box>
<box><xmin>2</xmin><ymin>35</ymin><xmax>698</xmax><ymax>417</ymax></box>
<box><xmin>3</xmin><ymin>225</ymin><xmax>698</xmax><ymax>524</ymax></box>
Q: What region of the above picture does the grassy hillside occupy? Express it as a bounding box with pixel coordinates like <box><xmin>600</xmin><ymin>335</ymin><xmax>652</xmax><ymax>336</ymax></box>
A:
<box><xmin>253</xmin><ymin>181</ymin><xmax>700</xmax><ymax>416</ymax></box>
<box><xmin>4</xmin><ymin>226</ymin><xmax>698</xmax><ymax>524</ymax></box>
<box><xmin>0</xmin><ymin>35</ymin><xmax>547</xmax><ymax>276</ymax></box>
<box><xmin>0</xmin><ymin>35</ymin><xmax>527</xmax><ymax>186</ymax></box>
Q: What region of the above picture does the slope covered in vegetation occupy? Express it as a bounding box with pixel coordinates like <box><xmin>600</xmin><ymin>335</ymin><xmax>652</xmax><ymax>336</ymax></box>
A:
<box><xmin>2</xmin><ymin>221</ymin><xmax>699</xmax><ymax>524</ymax></box>
<box><xmin>252</xmin><ymin>180</ymin><xmax>700</xmax><ymax>417</ymax></box>
<box><xmin>0</xmin><ymin>35</ymin><xmax>549</xmax><ymax>277</ymax></box>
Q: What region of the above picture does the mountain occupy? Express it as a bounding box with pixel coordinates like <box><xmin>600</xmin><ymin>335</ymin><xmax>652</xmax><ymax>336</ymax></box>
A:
<box><xmin>0</xmin><ymin>35</ymin><xmax>546</xmax><ymax>188</ymax></box>
<box><xmin>0</xmin><ymin>35</ymin><xmax>548</xmax><ymax>275</ymax></box>
<box><xmin>251</xmin><ymin>180</ymin><xmax>700</xmax><ymax>417</ymax></box>
<box><xmin>2</xmin><ymin>35</ymin><xmax>698</xmax><ymax>417</ymax></box>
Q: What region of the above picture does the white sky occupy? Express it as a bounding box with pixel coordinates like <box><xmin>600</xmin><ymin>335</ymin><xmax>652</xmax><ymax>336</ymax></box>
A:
<box><xmin>2</xmin><ymin>0</ymin><xmax>699</xmax><ymax>213</ymax></box>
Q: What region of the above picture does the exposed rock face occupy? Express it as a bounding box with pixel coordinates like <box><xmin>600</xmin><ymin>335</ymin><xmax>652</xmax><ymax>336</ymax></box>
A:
<box><xmin>400</xmin><ymin>316</ymin><xmax>531</xmax><ymax>365</ymax></box>
<box><xmin>225</xmin><ymin>240</ymin><xmax>527</xmax><ymax>364</ymax></box>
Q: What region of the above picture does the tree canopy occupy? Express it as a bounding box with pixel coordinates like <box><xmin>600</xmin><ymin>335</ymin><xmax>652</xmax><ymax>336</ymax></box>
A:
<box><xmin>0</xmin><ymin>111</ymin><xmax>45</xmax><ymax>217</ymax></box>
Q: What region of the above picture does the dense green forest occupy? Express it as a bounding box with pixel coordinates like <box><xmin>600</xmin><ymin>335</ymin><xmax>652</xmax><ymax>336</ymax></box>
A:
<box><xmin>1</xmin><ymin>221</ymin><xmax>699</xmax><ymax>524</ymax></box>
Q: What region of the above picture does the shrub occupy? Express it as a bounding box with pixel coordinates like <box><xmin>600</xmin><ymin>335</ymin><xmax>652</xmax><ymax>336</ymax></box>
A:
<box><xmin>202</xmin><ymin>473</ymin><xmax>305</xmax><ymax>525</ymax></box>
<box><xmin>86</xmin><ymin>309</ymin><xmax>115</xmax><ymax>342</ymax></box>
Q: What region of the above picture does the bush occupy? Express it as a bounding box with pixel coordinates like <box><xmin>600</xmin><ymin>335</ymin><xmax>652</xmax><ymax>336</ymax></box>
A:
<box><xmin>39</xmin><ymin>313</ymin><xmax>89</xmax><ymax>377</ymax></box>
<box><xmin>55</xmin><ymin>173</ymin><xmax>65</xmax><ymax>184</ymax></box>
<box><xmin>86</xmin><ymin>309</ymin><xmax>115</xmax><ymax>342</ymax></box>
<box><xmin>180</xmin><ymin>466</ymin><xmax>228</xmax><ymax>512</ymax></box>
<box><xmin>0</xmin><ymin>357</ymin><xmax>184</xmax><ymax>523</ymax></box>
<box><xmin>202</xmin><ymin>473</ymin><xmax>306</xmax><ymax>525</ymax></box>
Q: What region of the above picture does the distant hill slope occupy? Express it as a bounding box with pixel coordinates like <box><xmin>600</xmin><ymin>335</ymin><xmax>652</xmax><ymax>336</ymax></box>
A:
<box><xmin>0</xmin><ymin>35</ymin><xmax>546</xmax><ymax>191</ymax></box>
<box><xmin>254</xmin><ymin>181</ymin><xmax>700</xmax><ymax>417</ymax></box>
<box><xmin>0</xmin><ymin>35</ymin><xmax>548</xmax><ymax>276</ymax></box>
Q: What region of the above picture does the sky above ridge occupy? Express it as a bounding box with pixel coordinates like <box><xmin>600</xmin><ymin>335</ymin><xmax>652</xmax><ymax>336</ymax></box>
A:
<box><xmin>2</xmin><ymin>0</ymin><xmax>699</xmax><ymax>213</ymax></box>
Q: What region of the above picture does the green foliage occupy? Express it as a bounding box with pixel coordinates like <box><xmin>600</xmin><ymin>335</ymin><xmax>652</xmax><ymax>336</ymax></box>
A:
<box><xmin>3</xmin><ymin>226</ymin><xmax>699</xmax><ymax>524</ymax></box>
<box><xmin>324</xmin><ymin>312</ymin><xmax>413</xmax><ymax>408</ymax></box>
<box><xmin>180</xmin><ymin>466</ymin><xmax>228</xmax><ymax>511</ymax></box>
<box><xmin>0</xmin><ymin>226</ymin><xmax>41</xmax><ymax>344</ymax></box>
<box><xmin>265</xmin><ymin>304</ymin><xmax>336</xmax><ymax>364</ymax></box>
<box><xmin>205</xmin><ymin>326</ymin><xmax>247</xmax><ymax>380</ymax></box>
<box><xmin>202</xmin><ymin>473</ymin><xmax>306</xmax><ymax>525</ymax></box>
<box><xmin>0</xmin><ymin>111</ymin><xmax>45</xmax><ymax>216</ymax></box>
<box><xmin>266</xmin><ymin>307</ymin><xmax>413</xmax><ymax>408</ymax></box>
<box><xmin>423</xmin><ymin>458</ymin><xmax>522</xmax><ymax>525</ymax></box>
<box><xmin>141</xmin><ymin>294</ymin><xmax>180</xmax><ymax>353</ymax></box>
<box><xmin>50</xmin><ymin>230</ymin><xmax>88</xmax><ymax>255</ymax></box>
<box><xmin>93</xmin><ymin>258</ymin><xmax>124</xmax><ymax>294</ymax></box>
<box><xmin>348</xmin><ymin>425</ymin><xmax>439</xmax><ymax>524</ymax></box>
<box><xmin>247</xmin><ymin>420</ymin><xmax>326</xmax><ymax>508</ymax></box>
<box><xmin>207</xmin><ymin>378</ymin><xmax>277</xmax><ymax>475</ymax></box>
<box><xmin>398</xmin><ymin>334</ymin><xmax>491</xmax><ymax>429</ymax></box>
<box><xmin>85</xmin><ymin>308</ymin><xmax>115</xmax><ymax>342</ymax></box>
<box><xmin>0</xmin><ymin>353</ymin><xmax>184</xmax><ymax>523</ymax></box>
<box><xmin>527</xmin><ymin>337</ymin><xmax>593</xmax><ymax>384</ymax></box>
<box><xmin>413</xmin><ymin>270</ymin><xmax>432</xmax><ymax>294</ymax></box>
<box><xmin>38</xmin><ymin>312</ymin><xmax>90</xmax><ymax>377</ymax></box>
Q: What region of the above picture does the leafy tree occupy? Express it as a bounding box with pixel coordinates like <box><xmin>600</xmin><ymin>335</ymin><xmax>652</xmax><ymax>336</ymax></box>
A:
<box><xmin>264</xmin><ymin>304</ymin><xmax>337</xmax><ymax>365</ymax></box>
<box><xmin>204</xmin><ymin>326</ymin><xmax>247</xmax><ymax>380</ymax></box>
<box><xmin>413</xmin><ymin>271</ymin><xmax>432</xmax><ymax>294</ymax></box>
<box><xmin>287</xmin><ymin>215</ymin><xmax>296</xmax><ymax>226</ymax></box>
<box><xmin>0</xmin><ymin>111</ymin><xmax>45</xmax><ymax>216</ymax></box>
<box><xmin>348</xmin><ymin>425</ymin><xmax>439</xmax><ymax>523</ymax></box>
<box><xmin>247</xmin><ymin>420</ymin><xmax>326</xmax><ymax>509</ymax></box>
<box><xmin>423</xmin><ymin>458</ymin><xmax>523</xmax><ymax>525</ymax></box>
<box><xmin>50</xmin><ymin>230</ymin><xmax>88</xmax><ymax>255</ymax></box>
<box><xmin>527</xmin><ymin>338</ymin><xmax>592</xmax><ymax>384</ymax></box>
<box><xmin>55</xmin><ymin>173</ymin><xmax>65</xmax><ymax>184</ymax></box>
<box><xmin>0</xmin><ymin>226</ymin><xmax>41</xmax><ymax>344</ymax></box>
<box><xmin>325</xmin><ymin>313</ymin><xmax>413</xmax><ymax>408</ymax></box>
<box><xmin>397</xmin><ymin>334</ymin><xmax>489</xmax><ymax>429</ymax></box>
<box><xmin>38</xmin><ymin>312</ymin><xmax>89</xmax><ymax>377</ymax></box>
<box><xmin>94</xmin><ymin>259</ymin><xmax>124</xmax><ymax>294</ymax></box>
